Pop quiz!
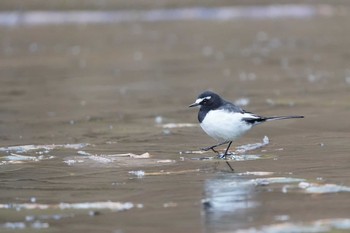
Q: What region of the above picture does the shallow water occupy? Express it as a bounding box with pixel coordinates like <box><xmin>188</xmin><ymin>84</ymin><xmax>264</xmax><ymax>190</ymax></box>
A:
<box><xmin>1</xmin><ymin>2</ymin><xmax>350</xmax><ymax>233</ymax></box>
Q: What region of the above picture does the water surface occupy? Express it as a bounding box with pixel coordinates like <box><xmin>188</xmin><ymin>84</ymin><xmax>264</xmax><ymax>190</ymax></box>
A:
<box><xmin>1</xmin><ymin>2</ymin><xmax>350</xmax><ymax>233</ymax></box>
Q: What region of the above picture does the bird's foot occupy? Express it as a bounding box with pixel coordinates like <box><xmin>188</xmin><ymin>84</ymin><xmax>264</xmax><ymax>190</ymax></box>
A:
<box><xmin>217</xmin><ymin>152</ymin><xmax>234</xmax><ymax>159</ymax></box>
<box><xmin>217</xmin><ymin>153</ymin><xmax>225</xmax><ymax>159</ymax></box>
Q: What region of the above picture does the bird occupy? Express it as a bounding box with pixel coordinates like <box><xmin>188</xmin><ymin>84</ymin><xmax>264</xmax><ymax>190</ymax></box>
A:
<box><xmin>189</xmin><ymin>91</ymin><xmax>304</xmax><ymax>161</ymax></box>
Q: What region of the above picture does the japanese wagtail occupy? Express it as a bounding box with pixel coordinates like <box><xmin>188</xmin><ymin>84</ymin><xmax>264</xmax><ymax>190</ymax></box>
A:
<box><xmin>189</xmin><ymin>91</ymin><xmax>304</xmax><ymax>160</ymax></box>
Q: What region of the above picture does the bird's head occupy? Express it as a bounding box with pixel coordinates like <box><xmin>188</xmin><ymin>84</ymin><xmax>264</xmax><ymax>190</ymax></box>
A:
<box><xmin>189</xmin><ymin>91</ymin><xmax>222</xmax><ymax>109</ymax></box>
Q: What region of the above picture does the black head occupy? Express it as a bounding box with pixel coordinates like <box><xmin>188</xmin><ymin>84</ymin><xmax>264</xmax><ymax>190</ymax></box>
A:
<box><xmin>189</xmin><ymin>91</ymin><xmax>223</xmax><ymax>110</ymax></box>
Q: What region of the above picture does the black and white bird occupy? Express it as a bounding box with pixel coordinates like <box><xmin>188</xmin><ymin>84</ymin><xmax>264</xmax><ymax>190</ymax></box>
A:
<box><xmin>189</xmin><ymin>91</ymin><xmax>304</xmax><ymax>159</ymax></box>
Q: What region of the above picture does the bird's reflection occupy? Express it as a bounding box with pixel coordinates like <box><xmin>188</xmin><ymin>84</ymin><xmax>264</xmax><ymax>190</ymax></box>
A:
<box><xmin>202</xmin><ymin>173</ymin><xmax>259</xmax><ymax>232</ymax></box>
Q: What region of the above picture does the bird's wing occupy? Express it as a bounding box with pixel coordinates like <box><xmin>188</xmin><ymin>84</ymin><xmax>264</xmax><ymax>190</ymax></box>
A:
<box><xmin>219</xmin><ymin>101</ymin><xmax>245</xmax><ymax>113</ymax></box>
<box><xmin>219</xmin><ymin>101</ymin><xmax>267</xmax><ymax>125</ymax></box>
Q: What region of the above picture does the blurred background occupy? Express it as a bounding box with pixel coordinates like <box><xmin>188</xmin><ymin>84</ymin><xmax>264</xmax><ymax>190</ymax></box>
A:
<box><xmin>1</xmin><ymin>1</ymin><xmax>350</xmax><ymax>233</ymax></box>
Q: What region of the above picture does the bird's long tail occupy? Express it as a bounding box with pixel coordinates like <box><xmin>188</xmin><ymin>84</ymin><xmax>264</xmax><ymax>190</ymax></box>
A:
<box><xmin>243</xmin><ymin>115</ymin><xmax>304</xmax><ymax>125</ymax></box>
<box><xmin>265</xmin><ymin>115</ymin><xmax>304</xmax><ymax>121</ymax></box>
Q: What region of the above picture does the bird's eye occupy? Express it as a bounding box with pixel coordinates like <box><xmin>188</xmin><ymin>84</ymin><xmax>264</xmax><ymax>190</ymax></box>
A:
<box><xmin>202</xmin><ymin>98</ymin><xmax>211</xmax><ymax>105</ymax></box>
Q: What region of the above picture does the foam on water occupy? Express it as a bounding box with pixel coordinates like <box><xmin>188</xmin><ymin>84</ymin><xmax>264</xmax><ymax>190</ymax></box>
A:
<box><xmin>234</xmin><ymin>136</ymin><xmax>270</xmax><ymax>154</ymax></box>
<box><xmin>0</xmin><ymin>201</ymin><xmax>141</xmax><ymax>230</ymax></box>
<box><xmin>0</xmin><ymin>143</ymin><xmax>89</xmax><ymax>166</ymax></box>
<box><xmin>303</xmin><ymin>183</ymin><xmax>350</xmax><ymax>193</ymax></box>
<box><xmin>238</xmin><ymin>171</ymin><xmax>274</xmax><ymax>176</ymax></box>
<box><xmin>64</xmin><ymin>151</ymin><xmax>151</xmax><ymax>165</ymax></box>
<box><xmin>234</xmin><ymin>218</ymin><xmax>350</xmax><ymax>233</ymax></box>
<box><xmin>128</xmin><ymin>170</ymin><xmax>146</xmax><ymax>178</ymax></box>
<box><xmin>282</xmin><ymin>182</ymin><xmax>350</xmax><ymax>194</ymax></box>
<box><xmin>161</xmin><ymin>123</ymin><xmax>197</xmax><ymax>128</ymax></box>
<box><xmin>0</xmin><ymin>201</ymin><xmax>138</xmax><ymax>211</ymax></box>
<box><xmin>4</xmin><ymin>153</ymin><xmax>55</xmax><ymax>161</ymax></box>
<box><xmin>1</xmin><ymin>222</ymin><xmax>26</xmax><ymax>229</ymax></box>
<box><xmin>0</xmin><ymin>143</ymin><xmax>152</xmax><ymax>166</ymax></box>
<box><xmin>253</xmin><ymin>177</ymin><xmax>305</xmax><ymax>186</ymax></box>
<box><xmin>0</xmin><ymin>5</ymin><xmax>337</xmax><ymax>27</ymax></box>
<box><xmin>0</xmin><ymin>143</ymin><xmax>89</xmax><ymax>153</ymax></box>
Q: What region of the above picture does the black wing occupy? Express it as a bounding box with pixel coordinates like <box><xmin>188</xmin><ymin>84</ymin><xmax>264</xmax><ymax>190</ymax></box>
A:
<box><xmin>241</xmin><ymin>113</ymin><xmax>266</xmax><ymax>124</ymax></box>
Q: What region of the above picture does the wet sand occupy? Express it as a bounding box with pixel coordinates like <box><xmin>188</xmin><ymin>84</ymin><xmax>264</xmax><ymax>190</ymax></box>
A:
<box><xmin>1</xmin><ymin>2</ymin><xmax>350</xmax><ymax>233</ymax></box>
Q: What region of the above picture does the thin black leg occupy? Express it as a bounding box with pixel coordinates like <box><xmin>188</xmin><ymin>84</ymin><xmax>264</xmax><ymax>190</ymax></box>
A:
<box><xmin>224</xmin><ymin>141</ymin><xmax>234</xmax><ymax>172</ymax></box>
<box><xmin>201</xmin><ymin>141</ymin><xmax>234</xmax><ymax>172</ymax></box>
<box><xmin>201</xmin><ymin>141</ymin><xmax>229</xmax><ymax>153</ymax></box>
<box><xmin>223</xmin><ymin>141</ymin><xmax>233</xmax><ymax>158</ymax></box>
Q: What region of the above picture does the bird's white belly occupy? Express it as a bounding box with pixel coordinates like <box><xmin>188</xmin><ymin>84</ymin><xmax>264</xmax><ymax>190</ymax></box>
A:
<box><xmin>200</xmin><ymin>110</ymin><xmax>252</xmax><ymax>142</ymax></box>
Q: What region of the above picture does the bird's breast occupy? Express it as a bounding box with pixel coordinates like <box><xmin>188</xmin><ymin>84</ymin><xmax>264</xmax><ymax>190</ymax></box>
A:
<box><xmin>200</xmin><ymin>109</ymin><xmax>252</xmax><ymax>142</ymax></box>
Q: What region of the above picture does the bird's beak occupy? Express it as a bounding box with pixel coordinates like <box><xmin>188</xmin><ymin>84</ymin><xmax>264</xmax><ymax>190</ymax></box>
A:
<box><xmin>189</xmin><ymin>102</ymin><xmax>200</xmax><ymax>108</ymax></box>
<box><xmin>189</xmin><ymin>98</ymin><xmax>202</xmax><ymax>108</ymax></box>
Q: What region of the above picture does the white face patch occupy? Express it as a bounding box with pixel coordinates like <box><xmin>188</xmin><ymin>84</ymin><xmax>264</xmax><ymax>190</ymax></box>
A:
<box><xmin>195</xmin><ymin>96</ymin><xmax>211</xmax><ymax>104</ymax></box>
<box><xmin>195</xmin><ymin>98</ymin><xmax>204</xmax><ymax>104</ymax></box>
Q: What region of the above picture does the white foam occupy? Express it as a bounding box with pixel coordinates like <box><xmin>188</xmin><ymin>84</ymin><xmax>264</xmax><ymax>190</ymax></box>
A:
<box><xmin>1</xmin><ymin>222</ymin><xmax>26</xmax><ymax>229</ymax></box>
<box><xmin>299</xmin><ymin>182</ymin><xmax>350</xmax><ymax>194</ymax></box>
<box><xmin>253</xmin><ymin>177</ymin><xmax>305</xmax><ymax>186</ymax></box>
<box><xmin>5</xmin><ymin>154</ymin><xmax>38</xmax><ymax>161</ymax></box>
<box><xmin>58</xmin><ymin>202</ymin><xmax>134</xmax><ymax>211</ymax></box>
<box><xmin>0</xmin><ymin>143</ymin><xmax>89</xmax><ymax>153</ymax></box>
<box><xmin>161</xmin><ymin>123</ymin><xmax>197</xmax><ymax>128</ymax></box>
<box><xmin>234</xmin><ymin>218</ymin><xmax>350</xmax><ymax>233</ymax></box>
<box><xmin>31</xmin><ymin>221</ymin><xmax>49</xmax><ymax>229</ymax></box>
<box><xmin>235</xmin><ymin>136</ymin><xmax>270</xmax><ymax>153</ymax></box>
<box><xmin>239</xmin><ymin>171</ymin><xmax>274</xmax><ymax>176</ymax></box>
<box><xmin>0</xmin><ymin>5</ymin><xmax>336</xmax><ymax>27</ymax></box>
<box><xmin>63</xmin><ymin>159</ymin><xmax>84</xmax><ymax>165</ymax></box>
<box><xmin>128</xmin><ymin>170</ymin><xmax>145</xmax><ymax>178</ymax></box>
<box><xmin>0</xmin><ymin>201</ymin><xmax>138</xmax><ymax>211</ymax></box>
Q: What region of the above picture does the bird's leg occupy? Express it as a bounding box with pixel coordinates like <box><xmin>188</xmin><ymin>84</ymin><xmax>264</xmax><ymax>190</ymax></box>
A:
<box><xmin>201</xmin><ymin>141</ymin><xmax>229</xmax><ymax>153</ymax></box>
<box><xmin>201</xmin><ymin>141</ymin><xmax>234</xmax><ymax>172</ymax></box>
<box><xmin>222</xmin><ymin>141</ymin><xmax>234</xmax><ymax>172</ymax></box>
<box><xmin>218</xmin><ymin>141</ymin><xmax>233</xmax><ymax>159</ymax></box>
